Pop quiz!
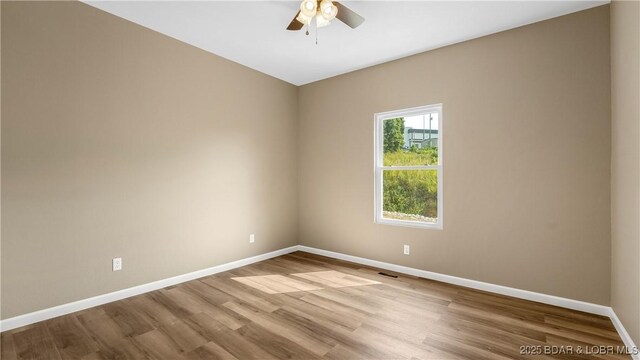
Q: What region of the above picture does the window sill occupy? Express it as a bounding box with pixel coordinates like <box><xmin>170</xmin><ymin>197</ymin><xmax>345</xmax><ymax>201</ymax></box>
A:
<box><xmin>375</xmin><ymin>218</ymin><xmax>443</xmax><ymax>230</ymax></box>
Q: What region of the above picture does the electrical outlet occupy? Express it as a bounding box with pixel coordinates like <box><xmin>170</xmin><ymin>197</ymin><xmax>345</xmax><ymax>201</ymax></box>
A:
<box><xmin>112</xmin><ymin>257</ymin><xmax>122</xmax><ymax>271</ymax></box>
<box><xmin>403</xmin><ymin>245</ymin><xmax>410</xmax><ymax>255</ymax></box>
<box><xmin>249</xmin><ymin>234</ymin><xmax>255</xmax><ymax>243</ymax></box>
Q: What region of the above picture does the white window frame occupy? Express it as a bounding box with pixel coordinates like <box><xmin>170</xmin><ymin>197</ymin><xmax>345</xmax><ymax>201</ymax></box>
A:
<box><xmin>374</xmin><ymin>104</ymin><xmax>443</xmax><ymax>230</ymax></box>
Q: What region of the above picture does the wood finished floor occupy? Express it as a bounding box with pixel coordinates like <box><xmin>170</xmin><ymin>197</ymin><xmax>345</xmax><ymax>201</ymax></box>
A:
<box><xmin>0</xmin><ymin>251</ymin><xmax>628</xmax><ymax>360</ymax></box>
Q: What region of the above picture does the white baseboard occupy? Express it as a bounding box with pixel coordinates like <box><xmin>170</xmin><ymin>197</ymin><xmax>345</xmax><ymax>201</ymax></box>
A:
<box><xmin>297</xmin><ymin>245</ymin><xmax>611</xmax><ymax>316</ymax></box>
<box><xmin>609</xmin><ymin>308</ymin><xmax>640</xmax><ymax>360</ymax></box>
<box><xmin>0</xmin><ymin>245</ymin><xmax>299</xmax><ymax>332</ymax></box>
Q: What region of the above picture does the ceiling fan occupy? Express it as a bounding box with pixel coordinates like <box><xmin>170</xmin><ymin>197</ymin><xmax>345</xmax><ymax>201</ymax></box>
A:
<box><xmin>286</xmin><ymin>0</ymin><xmax>365</xmax><ymax>32</ymax></box>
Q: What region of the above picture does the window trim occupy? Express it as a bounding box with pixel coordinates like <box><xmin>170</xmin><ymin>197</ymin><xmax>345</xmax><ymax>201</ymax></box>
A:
<box><xmin>374</xmin><ymin>104</ymin><xmax>443</xmax><ymax>230</ymax></box>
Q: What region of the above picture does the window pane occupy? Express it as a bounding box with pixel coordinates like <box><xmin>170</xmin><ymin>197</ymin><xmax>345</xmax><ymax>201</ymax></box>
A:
<box><xmin>383</xmin><ymin>114</ymin><xmax>438</xmax><ymax>166</ymax></box>
<box><xmin>382</xmin><ymin>169</ymin><xmax>437</xmax><ymax>223</ymax></box>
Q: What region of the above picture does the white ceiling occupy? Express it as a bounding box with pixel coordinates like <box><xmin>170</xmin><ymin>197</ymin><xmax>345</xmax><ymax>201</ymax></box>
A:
<box><xmin>84</xmin><ymin>1</ymin><xmax>608</xmax><ymax>85</ymax></box>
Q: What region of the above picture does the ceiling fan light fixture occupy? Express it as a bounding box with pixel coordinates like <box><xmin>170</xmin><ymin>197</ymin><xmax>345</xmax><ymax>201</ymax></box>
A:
<box><xmin>320</xmin><ymin>0</ymin><xmax>338</xmax><ymax>21</ymax></box>
<box><xmin>315</xmin><ymin>13</ymin><xmax>330</xmax><ymax>28</ymax></box>
<box><xmin>296</xmin><ymin>12</ymin><xmax>313</xmax><ymax>25</ymax></box>
<box><xmin>300</xmin><ymin>0</ymin><xmax>317</xmax><ymax>17</ymax></box>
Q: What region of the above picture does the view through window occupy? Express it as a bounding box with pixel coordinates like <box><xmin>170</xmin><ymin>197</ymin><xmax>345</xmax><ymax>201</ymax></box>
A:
<box><xmin>375</xmin><ymin>105</ymin><xmax>442</xmax><ymax>228</ymax></box>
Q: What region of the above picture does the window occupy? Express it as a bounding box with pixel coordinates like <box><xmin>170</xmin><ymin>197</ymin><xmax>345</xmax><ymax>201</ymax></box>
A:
<box><xmin>374</xmin><ymin>104</ymin><xmax>443</xmax><ymax>229</ymax></box>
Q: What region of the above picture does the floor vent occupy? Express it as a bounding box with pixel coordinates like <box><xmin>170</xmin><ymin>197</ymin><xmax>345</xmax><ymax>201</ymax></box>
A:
<box><xmin>378</xmin><ymin>272</ymin><xmax>398</xmax><ymax>278</ymax></box>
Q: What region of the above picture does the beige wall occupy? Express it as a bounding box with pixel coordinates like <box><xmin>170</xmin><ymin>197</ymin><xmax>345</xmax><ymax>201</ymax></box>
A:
<box><xmin>611</xmin><ymin>0</ymin><xmax>640</xmax><ymax>345</ymax></box>
<box><xmin>1</xmin><ymin>1</ymin><xmax>298</xmax><ymax>319</ymax></box>
<box><xmin>298</xmin><ymin>6</ymin><xmax>612</xmax><ymax>305</ymax></box>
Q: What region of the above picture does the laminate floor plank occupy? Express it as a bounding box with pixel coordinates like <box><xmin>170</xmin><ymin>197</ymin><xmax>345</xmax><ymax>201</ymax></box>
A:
<box><xmin>222</xmin><ymin>301</ymin><xmax>335</xmax><ymax>356</ymax></box>
<box><xmin>544</xmin><ymin>315</ymin><xmax>622</xmax><ymax>341</ymax></box>
<box><xmin>437</xmin><ymin>312</ymin><xmax>549</xmax><ymax>347</ymax></box>
<box><xmin>291</xmin><ymin>270</ymin><xmax>381</xmax><ymax>288</ymax></box>
<box><xmin>201</xmin><ymin>305</ymin><xmax>250</xmax><ymax>331</ymax></box>
<box><xmin>456</xmin><ymin>287</ymin><xmax>615</xmax><ymax>329</ymax></box>
<box><xmin>183</xmin><ymin>341</ymin><xmax>238</xmax><ymax>360</ymax></box>
<box><xmin>45</xmin><ymin>315</ymin><xmax>99</xmax><ymax>359</ymax></box>
<box><xmin>156</xmin><ymin>318</ymin><xmax>209</xmax><ymax>353</ymax></box>
<box><xmin>231</xmin><ymin>275</ymin><xmax>322</xmax><ymax>294</ymax></box>
<box><xmin>132</xmin><ymin>329</ymin><xmax>186</xmax><ymax>359</ymax></box>
<box><xmin>347</xmin><ymin>323</ymin><xmax>449</xmax><ymax>360</ymax></box>
<box><xmin>145</xmin><ymin>291</ymin><xmax>193</xmax><ymax>319</ymax></box>
<box><xmin>236</xmin><ymin>322</ymin><xmax>326</xmax><ymax>360</ymax></box>
<box><xmin>127</xmin><ymin>294</ymin><xmax>179</xmax><ymax>327</ymax></box>
<box><xmin>160</xmin><ymin>287</ymin><xmax>219</xmax><ymax>317</ymax></box>
<box><xmin>277</xmin><ymin>300</ymin><xmax>362</xmax><ymax>332</ymax></box>
<box><xmin>1</xmin><ymin>330</ymin><xmax>19</xmax><ymax>360</ymax></box>
<box><xmin>425</xmin><ymin>317</ymin><xmax>548</xmax><ymax>360</ymax></box>
<box><xmin>180</xmin><ymin>280</ymin><xmax>234</xmax><ymax>306</ymax></box>
<box><xmin>204</xmin><ymin>327</ymin><xmax>279</xmax><ymax>360</ymax></box>
<box><xmin>448</xmin><ymin>302</ymin><xmax>625</xmax><ymax>348</ymax></box>
<box><xmin>12</xmin><ymin>324</ymin><xmax>61</xmax><ymax>360</ymax></box>
<box><xmin>270</xmin><ymin>256</ymin><xmax>327</xmax><ymax>273</ymax></box>
<box><xmin>102</xmin><ymin>302</ymin><xmax>155</xmax><ymax>337</ymax></box>
<box><xmin>181</xmin><ymin>311</ymin><xmax>227</xmax><ymax>340</ymax></box>
<box><xmin>1</xmin><ymin>251</ymin><xmax>630</xmax><ymax>359</ymax></box>
<box><xmin>200</xmin><ymin>277</ymin><xmax>282</xmax><ymax>313</ymax></box>
<box><xmin>297</xmin><ymin>292</ymin><xmax>371</xmax><ymax>320</ymax></box>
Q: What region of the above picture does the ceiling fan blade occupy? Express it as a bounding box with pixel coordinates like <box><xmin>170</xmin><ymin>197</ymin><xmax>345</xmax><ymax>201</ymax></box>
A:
<box><xmin>334</xmin><ymin>2</ymin><xmax>365</xmax><ymax>29</ymax></box>
<box><xmin>286</xmin><ymin>10</ymin><xmax>305</xmax><ymax>30</ymax></box>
